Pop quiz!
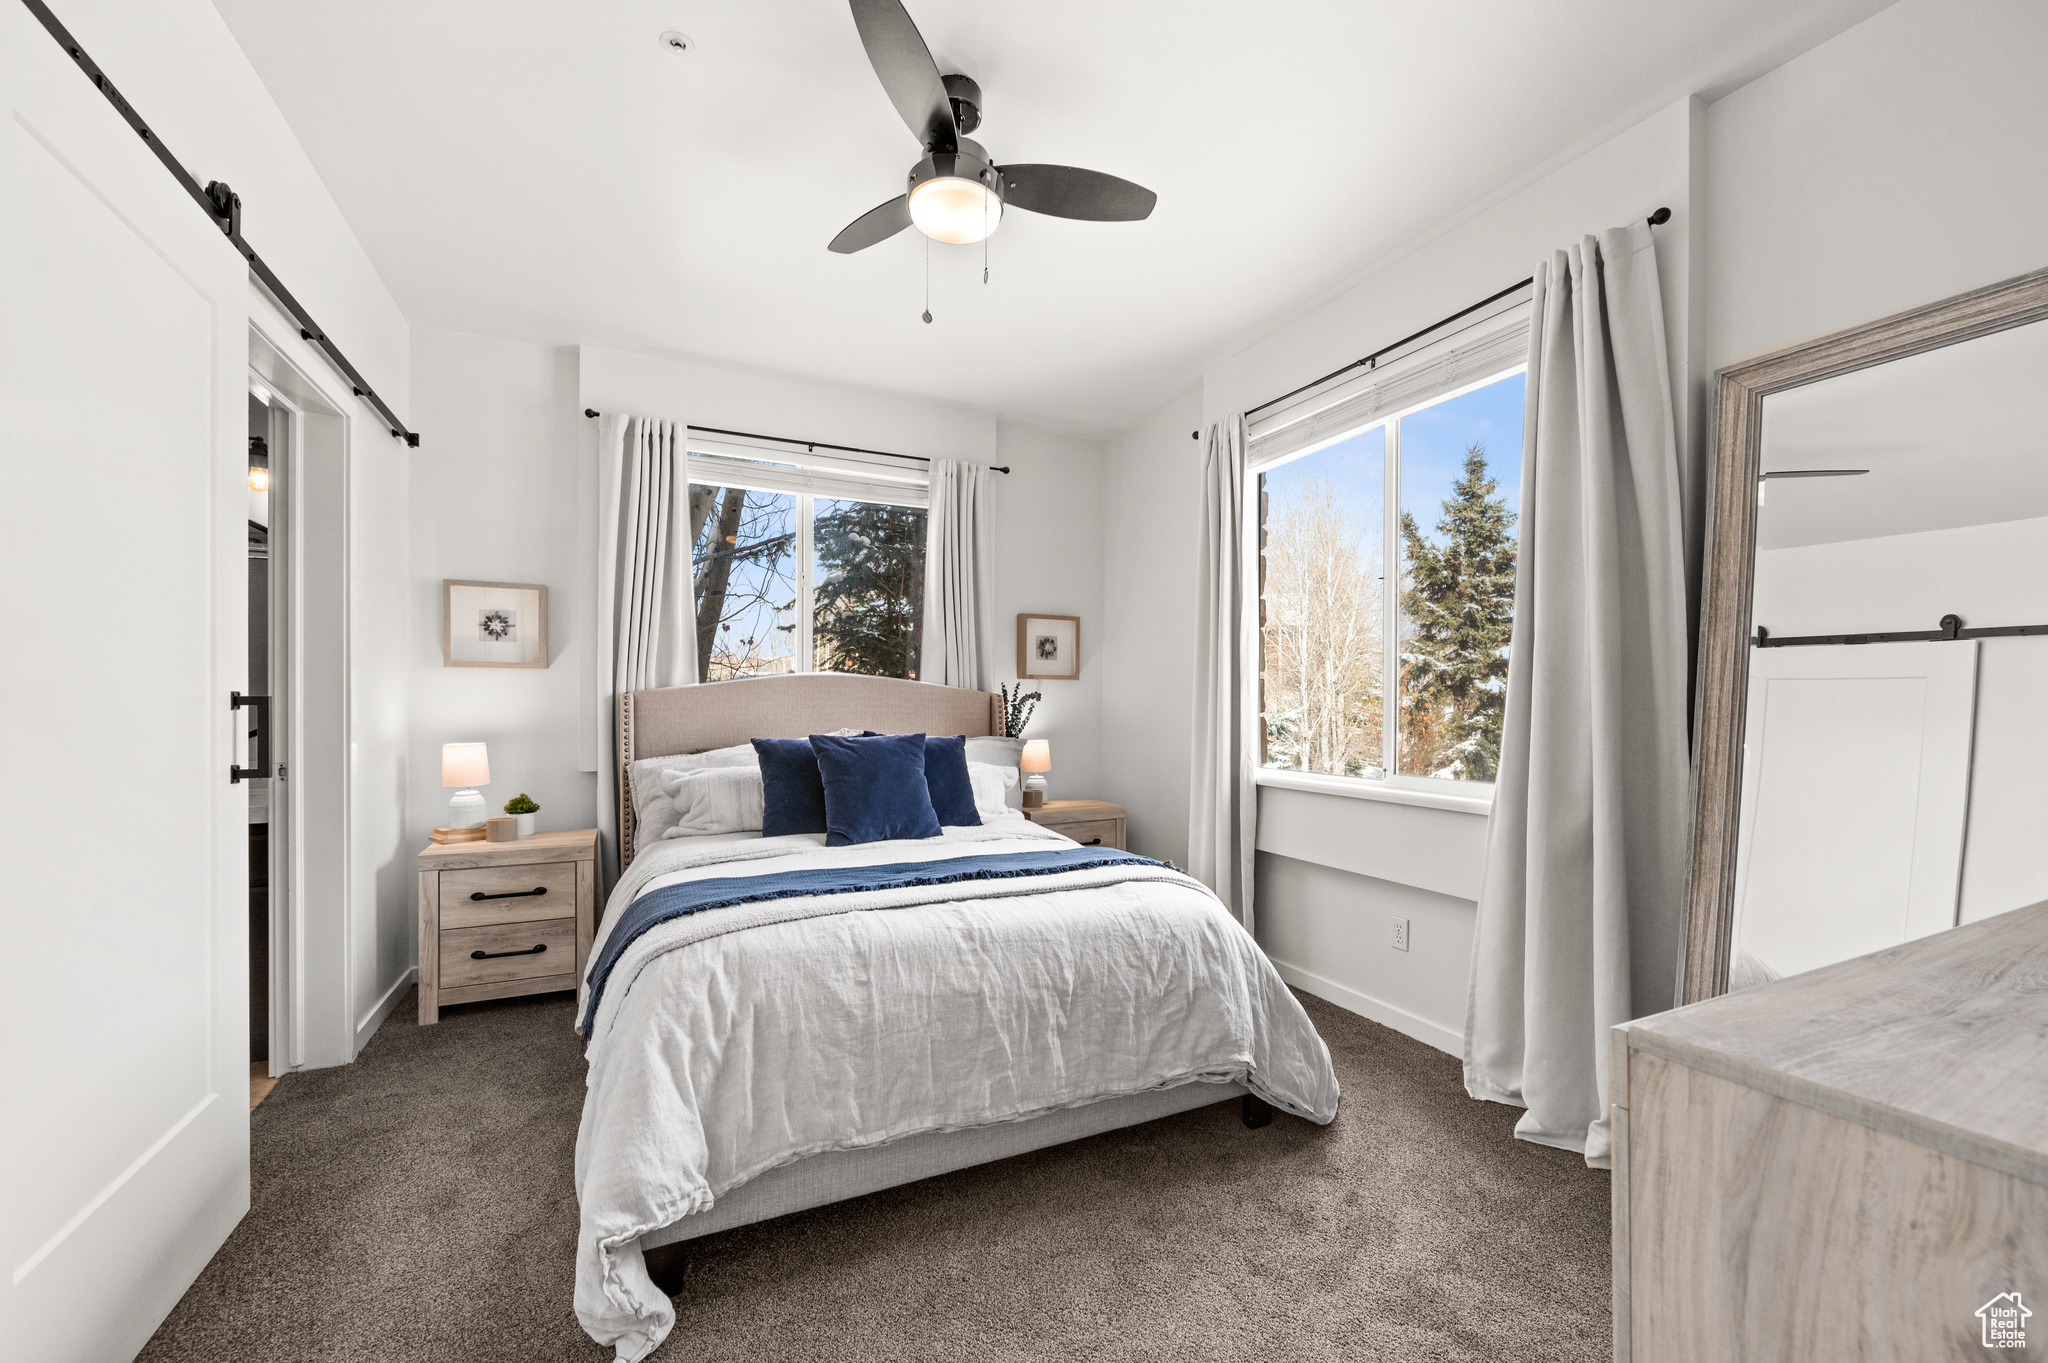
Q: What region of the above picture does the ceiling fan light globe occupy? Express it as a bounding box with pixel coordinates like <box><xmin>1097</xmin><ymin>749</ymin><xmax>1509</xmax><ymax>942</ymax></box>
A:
<box><xmin>909</xmin><ymin>176</ymin><xmax>1001</xmax><ymax>245</ymax></box>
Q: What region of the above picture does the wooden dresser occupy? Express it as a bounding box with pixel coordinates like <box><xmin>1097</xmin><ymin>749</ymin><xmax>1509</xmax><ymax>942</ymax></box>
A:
<box><xmin>417</xmin><ymin>829</ymin><xmax>598</xmax><ymax>1024</ymax></box>
<box><xmin>1022</xmin><ymin>798</ymin><xmax>1126</xmax><ymax>850</ymax></box>
<box><xmin>1612</xmin><ymin>900</ymin><xmax>2048</xmax><ymax>1361</ymax></box>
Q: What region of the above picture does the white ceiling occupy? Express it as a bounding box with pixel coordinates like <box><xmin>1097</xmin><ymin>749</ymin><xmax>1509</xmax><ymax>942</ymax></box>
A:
<box><xmin>1758</xmin><ymin>316</ymin><xmax>2048</xmax><ymax>550</ymax></box>
<box><xmin>216</xmin><ymin>0</ymin><xmax>1889</xmax><ymax>435</ymax></box>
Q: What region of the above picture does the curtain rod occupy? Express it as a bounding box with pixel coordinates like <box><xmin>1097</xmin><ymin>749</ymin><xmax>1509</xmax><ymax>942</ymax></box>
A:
<box><xmin>582</xmin><ymin>411</ymin><xmax>1010</xmax><ymax>474</ymax></box>
<box><xmin>19</xmin><ymin>0</ymin><xmax>420</xmax><ymax>447</ymax></box>
<box><xmin>1244</xmin><ymin>207</ymin><xmax>1673</xmax><ymax>421</ymax></box>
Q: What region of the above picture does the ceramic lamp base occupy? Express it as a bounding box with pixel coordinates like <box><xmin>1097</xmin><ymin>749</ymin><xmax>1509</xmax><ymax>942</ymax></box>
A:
<box><xmin>446</xmin><ymin>788</ymin><xmax>487</xmax><ymax>828</ymax></box>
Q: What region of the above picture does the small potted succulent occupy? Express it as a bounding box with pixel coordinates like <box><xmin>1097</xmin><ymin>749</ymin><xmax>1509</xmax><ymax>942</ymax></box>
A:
<box><xmin>504</xmin><ymin>793</ymin><xmax>539</xmax><ymax>838</ymax></box>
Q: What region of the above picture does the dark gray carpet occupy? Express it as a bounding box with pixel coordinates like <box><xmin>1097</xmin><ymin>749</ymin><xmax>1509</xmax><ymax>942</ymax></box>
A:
<box><xmin>139</xmin><ymin>987</ymin><xmax>1609</xmax><ymax>1362</ymax></box>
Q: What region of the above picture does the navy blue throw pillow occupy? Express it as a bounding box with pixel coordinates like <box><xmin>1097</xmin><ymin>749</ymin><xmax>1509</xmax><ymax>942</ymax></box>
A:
<box><xmin>753</xmin><ymin>738</ymin><xmax>830</xmax><ymax>836</ymax></box>
<box><xmin>922</xmin><ymin>734</ymin><xmax>980</xmax><ymax>827</ymax></box>
<box><xmin>811</xmin><ymin>732</ymin><xmax>943</xmax><ymax>847</ymax></box>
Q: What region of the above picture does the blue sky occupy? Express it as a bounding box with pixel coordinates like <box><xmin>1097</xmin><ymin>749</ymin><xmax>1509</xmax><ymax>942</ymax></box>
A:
<box><xmin>1261</xmin><ymin>370</ymin><xmax>1525</xmax><ymax>563</ymax></box>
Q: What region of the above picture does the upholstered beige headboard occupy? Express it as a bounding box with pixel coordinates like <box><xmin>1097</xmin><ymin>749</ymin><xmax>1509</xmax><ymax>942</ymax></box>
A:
<box><xmin>619</xmin><ymin>674</ymin><xmax>1003</xmax><ymax>865</ymax></box>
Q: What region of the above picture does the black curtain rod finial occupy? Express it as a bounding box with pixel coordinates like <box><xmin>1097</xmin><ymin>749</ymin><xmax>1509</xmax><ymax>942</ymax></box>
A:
<box><xmin>1648</xmin><ymin>206</ymin><xmax>1672</xmax><ymax>226</ymax></box>
<box><xmin>585</xmin><ymin>408</ymin><xmax>599</xmax><ymax>418</ymax></box>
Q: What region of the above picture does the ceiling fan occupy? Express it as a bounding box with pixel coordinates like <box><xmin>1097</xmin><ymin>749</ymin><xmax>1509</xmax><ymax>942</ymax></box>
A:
<box><xmin>828</xmin><ymin>0</ymin><xmax>1158</xmax><ymax>255</ymax></box>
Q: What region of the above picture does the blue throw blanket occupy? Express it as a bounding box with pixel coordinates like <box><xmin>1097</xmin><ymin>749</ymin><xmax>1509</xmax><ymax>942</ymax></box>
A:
<box><xmin>582</xmin><ymin>847</ymin><xmax>1160</xmax><ymax>1038</ymax></box>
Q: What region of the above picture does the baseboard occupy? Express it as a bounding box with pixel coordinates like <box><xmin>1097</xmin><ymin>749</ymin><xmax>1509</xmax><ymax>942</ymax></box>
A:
<box><xmin>1270</xmin><ymin>959</ymin><xmax>1464</xmax><ymax>1056</ymax></box>
<box><xmin>354</xmin><ymin>966</ymin><xmax>417</xmax><ymax>1056</ymax></box>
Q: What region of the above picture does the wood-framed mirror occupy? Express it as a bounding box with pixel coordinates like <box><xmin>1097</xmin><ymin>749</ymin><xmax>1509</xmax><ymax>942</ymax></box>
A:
<box><xmin>1680</xmin><ymin>268</ymin><xmax>2048</xmax><ymax>1005</ymax></box>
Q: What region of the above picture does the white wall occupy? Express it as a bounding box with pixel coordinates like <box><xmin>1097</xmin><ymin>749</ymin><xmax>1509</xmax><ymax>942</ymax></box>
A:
<box><xmin>399</xmin><ymin>340</ymin><xmax>1108</xmax><ymax>870</ymax></box>
<box><xmin>1703</xmin><ymin>0</ymin><xmax>2048</xmax><ymax>377</ymax></box>
<box><xmin>407</xmin><ymin>329</ymin><xmax>589</xmax><ymax>858</ymax></box>
<box><xmin>56</xmin><ymin>0</ymin><xmax>416</xmax><ymax>1063</ymax></box>
<box><xmin>1099</xmin><ymin>388</ymin><xmax>1204</xmax><ymax>864</ymax></box>
<box><xmin>1754</xmin><ymin>515</ymin><xmax>2048</xmax><ymax>924</ymax></box>
<box><xmin>989</xmin><ymin>423</ymin><xmax>1107</xmax><ymax>801</ymax></box>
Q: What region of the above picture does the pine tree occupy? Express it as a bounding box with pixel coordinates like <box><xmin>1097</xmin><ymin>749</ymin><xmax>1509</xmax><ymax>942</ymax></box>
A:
<box><xmin>1399</xmin><ymin>444</ymin><xmax>1517</xmax><ymax>780</ymax></box>
<box><xmin>812</xmin><ymin>501</ymin><xmax>928</xmax><ymax>678</ymax></box>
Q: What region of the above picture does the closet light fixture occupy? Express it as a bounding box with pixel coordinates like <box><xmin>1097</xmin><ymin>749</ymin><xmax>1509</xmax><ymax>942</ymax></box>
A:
<box><xmin>248</xmin><ymin>435</ymin><xmax>270</xmax><ymax>493</ymax></box>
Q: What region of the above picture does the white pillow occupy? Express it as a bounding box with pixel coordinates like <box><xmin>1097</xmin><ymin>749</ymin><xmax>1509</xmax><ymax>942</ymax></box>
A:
<box><xmin>968</xmin><ymin>761</ymin><xmax>1022</xmax><ymax>822</ymax></box>
<box><xmin>658</xmin><ymin>766</ymin><xmax>765</xmax><ymax>838</ymax></box>
<box><xmin>964</xmin><ymin>736</ymin><xmax>1026</xmax><ymax>809</ymax></box>
<box><xmin>630</xmin><ymin>744</ymin><xmax>757</xmax><ymax>846</ymax></box>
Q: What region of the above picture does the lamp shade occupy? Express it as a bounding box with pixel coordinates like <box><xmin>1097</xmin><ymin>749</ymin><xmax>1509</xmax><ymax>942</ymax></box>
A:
<box><xmin>1020</xmin><ymin>739</ymin><xmax>1051</xmax><ymax>774</ymax></box>
<box><xmin>442</xmin><ymin>742</ymin><xmax>490</xmax><ymax>788</ymax></box>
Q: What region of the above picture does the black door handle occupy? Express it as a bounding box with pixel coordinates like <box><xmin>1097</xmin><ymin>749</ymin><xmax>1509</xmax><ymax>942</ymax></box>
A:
<box><xmin>230</xmin><ymin>691</ymin><xmax>271</xmax><ymax>783</ymax></box>
<box><xmin>471</xmin><ymin>943</ymin><xmax>547</xmax><ymax>960</ymax></box>
<box><xmin>1082</xmin><ymin>837</ymin><xmax>1102</xmax><ymax>846</ymax></box>
<box><xmin>470</xmin><ymin>886</ymin><xmax>547</xmax><ymax>901</ymax></box>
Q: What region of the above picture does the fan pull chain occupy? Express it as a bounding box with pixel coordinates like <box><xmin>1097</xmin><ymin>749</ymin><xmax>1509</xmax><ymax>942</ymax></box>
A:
<box><xmin>983</xmin><ymin>195</ymin><xmax>989</xmax><ymax>284</ymax></box>
<box><xmin>922</xmin><ymin>235</ymin><xmax>933</xmax><ymax>324</ymax></box>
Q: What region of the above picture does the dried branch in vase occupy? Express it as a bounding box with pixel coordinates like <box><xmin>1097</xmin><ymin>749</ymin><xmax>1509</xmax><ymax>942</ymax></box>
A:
<box><xmin>1001</xmin><ymin>683</ymin><xmax>1042</xmax><ymax>739</ymax></box>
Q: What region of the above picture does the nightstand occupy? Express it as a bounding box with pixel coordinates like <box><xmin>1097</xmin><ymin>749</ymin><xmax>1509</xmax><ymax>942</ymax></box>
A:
<box><xmin>417</xmin><ymin>828</ymin><xmax>598</xmax><ymax>1024</ymax></box>
<box><xmin>1022</xmin><ymin>799</ymin><xmax>1127</xmax><ymax>850</ymax></box>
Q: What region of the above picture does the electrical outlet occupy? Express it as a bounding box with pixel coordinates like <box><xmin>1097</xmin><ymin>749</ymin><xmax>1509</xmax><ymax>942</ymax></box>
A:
<box><xmin>1392</xmin><ymin>916</ymin><xmax>1410</xmax><ymax>952</ymax></box>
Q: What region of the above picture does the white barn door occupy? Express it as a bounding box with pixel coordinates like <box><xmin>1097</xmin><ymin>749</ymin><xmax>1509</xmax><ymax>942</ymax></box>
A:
<box><xmin>1</xmin><ymin>9</ymin><xmax>250</xmax><ymax>1359</ymax></box>
<box><xmin>1730</xmin><ymin>640</ymin><xmax>1978</xmax><ymax>983</ymax></box>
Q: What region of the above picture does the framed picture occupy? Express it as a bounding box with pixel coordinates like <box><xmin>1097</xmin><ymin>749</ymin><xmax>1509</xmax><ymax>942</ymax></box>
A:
<box><xmin>444</xmin><ymin>579</ymin><xmax>548</xmax><ymax>669</ymax></box>
<box><xmin>1016</xmin><ymin>613</ymin><xmax>1080</xmax><ymax>681</ymax></box>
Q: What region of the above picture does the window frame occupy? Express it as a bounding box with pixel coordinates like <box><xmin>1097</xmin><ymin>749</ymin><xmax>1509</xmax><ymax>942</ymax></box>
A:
<box><xmin>1246</xmin><ymin>352</ymin><xmax>1529</xmax><ymax>810</ymax></box>
<box><xmin>686</xmin><ymin>442</ymin><xmax>929</xmax><ymax>681</ymax></box>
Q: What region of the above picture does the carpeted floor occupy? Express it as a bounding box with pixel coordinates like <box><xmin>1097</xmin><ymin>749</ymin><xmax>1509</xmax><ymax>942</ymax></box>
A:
<box><xmin>138</xmin><ymin>987</ymin><xmax>1610</xmax><ymax>1362</ymax></box>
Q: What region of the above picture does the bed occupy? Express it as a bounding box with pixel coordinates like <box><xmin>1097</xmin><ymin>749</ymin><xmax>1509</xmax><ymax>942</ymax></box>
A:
<box><xmin>575</xmin><ymin>673</ymin><xmax>1340</xmax><ymax>1361</ymax></box>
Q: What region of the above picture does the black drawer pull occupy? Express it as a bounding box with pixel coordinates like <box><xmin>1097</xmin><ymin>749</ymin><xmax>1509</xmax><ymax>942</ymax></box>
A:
<box><xmin>471</xmin><ymin>943</ymin><xmax>548</xmax><ymax>960</ymax></box>
<box><xmin>1082</xmin><ymin>837</ymin><xmax>1102</xmax><ymax>846</ymax></box>
<box><xmin>470</xmin><ymin>886</ymin><xmax>547</xmax><ymax>901</ymax></box>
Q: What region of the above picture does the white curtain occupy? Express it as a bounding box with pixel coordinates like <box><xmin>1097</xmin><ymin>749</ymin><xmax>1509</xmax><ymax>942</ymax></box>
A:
<box><xmin>594</xmin><ymin>413</ymin><xmax>694</xmax><ymax>887</ymax></box>
<box><xmin>920</xmin><ymin>459</ymin><xmax>989</xmax><ymax>688</ymax></box>
<box><xmin>1462</xmin><ymin>221</ymin><xmax>1693</xmax><ymax>1167</ymax></box>
<box><xmin>1188</xmin><ymin>416</ymin><xmax>1257</xmax><ymax>929</ymax></box>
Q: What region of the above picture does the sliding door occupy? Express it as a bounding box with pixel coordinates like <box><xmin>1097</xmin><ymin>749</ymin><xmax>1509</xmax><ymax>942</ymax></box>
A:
<box><xmin>1</xmin><ymin>8</ymin><xmax>251</xmax><ymax>1358</ymax></box>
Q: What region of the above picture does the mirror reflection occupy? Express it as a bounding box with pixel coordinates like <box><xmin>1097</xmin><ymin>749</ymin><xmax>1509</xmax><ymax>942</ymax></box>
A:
<box><xmin>1729</xmin><ymin>316</ymin><xmax>2048</xmax><ymax>990</ymax></box>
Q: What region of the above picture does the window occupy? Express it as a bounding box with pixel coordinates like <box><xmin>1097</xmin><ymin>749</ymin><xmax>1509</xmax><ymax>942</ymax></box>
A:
<box><xmin>1257</xmin><ymin>359</ymin><xmax>1525</xmax><ymax>787</ymax></box>
<box><xmin>686</xmin><ymin>440</ymin><xmax>928</xmax><ymax>683</ymax></box>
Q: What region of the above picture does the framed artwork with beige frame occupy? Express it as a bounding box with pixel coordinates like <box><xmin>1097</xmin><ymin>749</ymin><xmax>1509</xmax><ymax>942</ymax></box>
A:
<box><xmin>1017</xmin><ymin>613</ymin><xmax>1080</xmax><ymax>680</ymax></box>
<box><xmin>443</xmin><ymin>579</ymin><xmax>549</xmax><ymax>668</ymax></box>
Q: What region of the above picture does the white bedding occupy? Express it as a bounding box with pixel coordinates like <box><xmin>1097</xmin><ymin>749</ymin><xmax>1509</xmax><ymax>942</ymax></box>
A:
<box><xmin>573</xmin><ymin>822</ymin><xmax>1341</xmax><ymax>1360</ymax></box>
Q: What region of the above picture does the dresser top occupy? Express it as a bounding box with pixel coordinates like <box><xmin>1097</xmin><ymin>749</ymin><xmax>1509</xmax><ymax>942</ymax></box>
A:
<box><xmin>419</xmin><ymin>827</ymin><xmax>598</xmax><ymax>869</ymax></box>
<box><xmin>1627</xmin><ymin>900</ymin><xmax>2048</xmax><ymax>1183</ymax></box>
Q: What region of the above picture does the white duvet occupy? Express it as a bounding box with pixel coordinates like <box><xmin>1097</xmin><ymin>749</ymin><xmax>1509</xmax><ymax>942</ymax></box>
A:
<box><xmin>573</xmin><ymin>821</ymin><xmax>1340</xmax><ymax>1361</ymax></box>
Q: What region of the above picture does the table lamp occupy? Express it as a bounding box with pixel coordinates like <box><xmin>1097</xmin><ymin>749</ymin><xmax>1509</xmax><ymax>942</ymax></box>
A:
<box><xmin>442</xmin><ymin>742</ymin><xmax>491</xmax><ymax>828</ymax></box>
<box><xmin>1020</xmin><ymin>739</ymin><xmax>1051</xmax><ymax>809</ymax></box>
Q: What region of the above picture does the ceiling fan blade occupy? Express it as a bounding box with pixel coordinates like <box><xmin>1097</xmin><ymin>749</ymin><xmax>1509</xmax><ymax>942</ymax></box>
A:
<box><xmin>829</xmin><ymin>195</ymin><xmax>913</xmax><ymax>254</ymax></box>
<box><xmin>998</xmin><ymin>165</ymin><xmax>1157</xmax><ymax>222</ymax></box>
<box><xmin>848</xmin><ymin>0</ymin><xmax>957</xmax><ymax>154</ymax></box>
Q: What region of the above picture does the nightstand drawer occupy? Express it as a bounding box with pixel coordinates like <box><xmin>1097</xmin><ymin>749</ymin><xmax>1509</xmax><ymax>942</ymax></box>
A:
<box><xmin>1048</xmin><ymin>818</ymin><xmax>1122</xmax><ymax>849</ymax></box>
<box><xmin>439</xmin><ymin>862</ymin><xmax>578</xmax><ymax>929</ymax></box>
<box><xmin>440</xmin><ymin>918</ymin><xmax>575</xmax><ymax>989</ymax></box>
